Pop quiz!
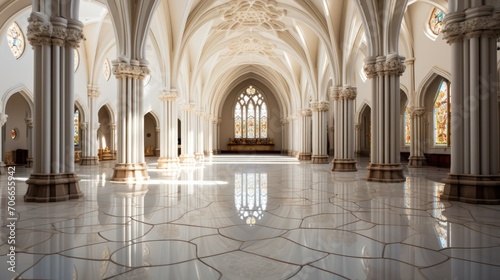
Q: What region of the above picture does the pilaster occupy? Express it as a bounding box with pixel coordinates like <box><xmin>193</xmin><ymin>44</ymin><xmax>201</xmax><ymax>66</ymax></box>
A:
<box><xmin>298</xmin><ymin>108</ymin><xmax>312</xmax><ymax>160</ymax></box>
<box><xmin>194</xmin><ymin>110</ymin><xmax>205</xmax><ymax>162</ymax></box>
<box><xmin>408</xmin><ymin>107</ymin><xmax>427</xmax><ymax>167</ymax></box>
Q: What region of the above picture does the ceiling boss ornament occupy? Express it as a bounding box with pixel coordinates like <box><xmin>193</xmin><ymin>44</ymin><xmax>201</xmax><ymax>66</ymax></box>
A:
<box><xmin>227</xmin><ymin>36</ymin><xmax>277</xmax><ymax>57</ymax></box>
<box><xmin>217</xmin><ymin>0</ymin><xmax>287</xmax><ymax>31</ymax></box>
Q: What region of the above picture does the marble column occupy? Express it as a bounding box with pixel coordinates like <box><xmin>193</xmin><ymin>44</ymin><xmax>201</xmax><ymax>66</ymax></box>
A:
<box><xmin>155</xmin><ymin>127</ymin><xmax>160</xmax><ymax>156</ymax></box>
<box><xmin>81</xmin><ymin>85</ymin><xmax>99</xmax><ymax>165</ymax></box>
<box><xmin>364</xmin><ymin>54</ymin><xmax>406</xmax><ymax>182</ymax></box>
<box><xmin>179</xmin><ymin>103</ymin><xmax>196</xmax><ymax>165</ymax></box>
<box><xmin>281</xmin><ymin>117</ymin><xmax>288</xmax><ymax>155</ymax></box>
<box><xmin>110</xmin><ymin>61</ymin><xmax>150</xmax><ymax>182</ymax></box>
<box><xmin>441</xmin><ymin>4</ymin><xmax>500</xmax><ymax>204</ymax></box>
<box><xmin>311</xmin><ymin>101</ymin><xmax>329</xmax><ymax>164</ymax></box>
<box><xmin>25</xmin><ymin>117</ymin><xmax>33</xmax><ymax>167</ymax></box>
<box><xmin>298</xmin><ymin>109</ymin><xmax>312</xmax><ymax>160</ymax></box>
<box><xmin>109</xmin><ymin>122</ymin><xmax>117</xmax><ymax>159</ymax></box>
<box><xmin>79</xmin><ymin>122</ymin><xmax>88</xmax><ymax>162</ymax></box>
<box><xmin>216</xmin><ymin>118</ymin><xmax>222</xmax><ymax>154</ymax></box>
<box><xmin>194</xmin><ymin>111</ymin><xmax>204</xmax><ymax>162</ymax></box>
<box><xmin>0</xmin><ymin>113</ymin><xmax>6</xmax><ymax>174</ymax></box>
<box><xmin>408</xmin><ymin>107</ymin><xmax>427</xmax><ymax>167</ymax></box>
<box><xmin>354</xmin><ymin>123</ymin><xmax>362</xmax><ymax>157</ymax></box>
<box><xmin>25</xmin><ymin>8</ymin><xmax>84</xmax><ymax>201</ymax></box>
<box><xmin>211</xmin><ymin>117</ymin><xmax>218</xmax><ymax>155</ymax></box>
<box><xmin>157</xmin><ymin>89</ymin><xmax>180</xmax><ymax>169</ymax></box>
<box><xmin>332</xmin><ymin>86</ymin><xmax>357</xmax><ymax>172</ymax></box>
<box><xmin>205</xmin><ymin>115</ymin><xmax>214</xmax><ymax>157</ymax></box>
<box><xmin>289</xmin><ymin>115</ymin><xmax>299</xmax><ymax>157</ymax></box>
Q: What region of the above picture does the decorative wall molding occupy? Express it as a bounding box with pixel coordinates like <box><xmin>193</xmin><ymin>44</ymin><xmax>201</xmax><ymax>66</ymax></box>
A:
<box><xmin>227</xmin><ymin>37</ymin><xmax>277</xmax><ymax>57</ymax></box>
<box><xmin>217</xmin><ymin>0</ymin><xmax>287</xmax><ymax>31</ymax></box>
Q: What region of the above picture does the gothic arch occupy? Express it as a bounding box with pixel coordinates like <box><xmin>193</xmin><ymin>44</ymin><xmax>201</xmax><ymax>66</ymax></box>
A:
<box><xmin>416</xmin><ymin>67</ymin><xmax>451</xmax><ymax>107</ymax></box>
<box><xmin>1</xmin><ymin>84</ymin><xmax>34</xmax><ymax>118</ymax></box>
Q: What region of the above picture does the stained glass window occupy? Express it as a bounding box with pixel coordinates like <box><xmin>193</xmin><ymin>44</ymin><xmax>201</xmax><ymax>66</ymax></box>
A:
<box><xmin>429</xmin><ymin>8</ymin><xmax>445</xmax><ymax>35</ymax></box>
<box><xmin>103</xmin><ymin>59</ymin><xmax>111</xmax><ymax>81</ymax></box>
<box><xmin>404</xmin><ymin>102</ymin><xmax>411</xmax><ymax>145</ymax></box>
<box><xmin>234</xmin><ymin>86</ymin><xmax>268</xmax><ymax>139</ymax></box>
<box><xmin>74</xmin><ymin>49</ymin><xmax>80</xmax><ymax>72</ymax></box>
<box><xmin>74</xmin><ymin>109</ymin><xmax>80</xmax><ymax>146</ymax></box>
<box><xmin>7</xmin><ymin>22</ymin><xmax>25</xmax><ymax>59</ymax></box>
<box><xmin>434</xmin><ymin>80</ymin><xmax>450</xmax><ymax>146</ymax></box>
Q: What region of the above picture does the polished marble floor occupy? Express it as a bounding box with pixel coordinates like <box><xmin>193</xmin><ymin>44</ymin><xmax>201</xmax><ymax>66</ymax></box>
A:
<box><xmin>1</xmin><ymin>155</ymin><xmax>500</xmax><ymax>279</ymax></box>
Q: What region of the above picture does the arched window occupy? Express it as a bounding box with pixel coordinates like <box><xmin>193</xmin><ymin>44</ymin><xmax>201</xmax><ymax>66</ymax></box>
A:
<box><xmin>404</xmin><ymin>102</ymin><xmax>411</xmax><ymax>145</ymax></box>
<box><xmin>234</xmin><ymin>86</ymin><xmax>268</xmax><ymax>139</ymax></box>
<box><xmin>74</xmin><ymin>109</ymin><xmax>80</xmax><ymax>146</ymax></box>
<box><xmin>7</xmin><ymin>22</ymin><xmax>25</xmax><ymax>59</ymax></box>
<box><xmin>429</xmin><ymin>8</ymin><xmax>445</xmax><ymax>35</ymax></box>
<box><xmin>434</xmin><ymin>80</ymin><xmax>451</xmax><ymax>146</ymax></box>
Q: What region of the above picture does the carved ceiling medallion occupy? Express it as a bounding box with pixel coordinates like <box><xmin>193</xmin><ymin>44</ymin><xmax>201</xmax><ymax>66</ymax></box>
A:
<box><xmin>218</xmin><ymin>0</ymin><xmax>287</xmax><ymax>31</ymax></box>
<box><xmin>227</xmin><ymin>36</ymin><xmax>277</xmax><ymax>57</ymax></box>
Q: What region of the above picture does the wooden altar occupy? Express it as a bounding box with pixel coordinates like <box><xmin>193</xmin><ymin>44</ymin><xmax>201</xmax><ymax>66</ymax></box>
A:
<box><xmin>227</xmin><ymin>138</ymin><xmax>275</xmax><ymax>151</ymax></box>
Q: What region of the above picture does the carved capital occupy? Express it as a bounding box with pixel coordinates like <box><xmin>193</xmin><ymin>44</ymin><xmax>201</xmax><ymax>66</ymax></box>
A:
<box><xmin>329</xmin><ymin>87</ymin><xmax>342</xmax><ymax>101</ymax></box>
<box><xmin>442</xmin><ymin>8</ymin><xmax>500</xmax><ymax>44</ymax></box>
<box><xmin>364</xmin><ymin>55</ymin><xmax>405</xmax><ymax>77</ymax></box>
<box><xmin>159</xmin><ymin>89</ymin><xmax>179</xmax><ymax>101</ymax></box>
<box><xmin>280</xmin><ymin>117</ymin><xmax>288</xmax><ymax>125</ymax></box>
<box><xmin>355</xmin><ymin>123</ymin><xmax>362</xmax><ymax>130</ymax></box>
<box><xmin>66</xmin><ymin>19</ymin><xmax>85</xmax><ymax>48</ymax></box>
<box><xmin>80</xmin><ymin>122</ymin><xmax>88</xmax><ymax>131</ymax></box>
<box><xmin>0</xmin><ymin>113</ymin><xmax>8</xmax><ymax>127</ymax></box>
<box><xmin>112</xmin><ymin>62</ymin><xmax>150</xmax><ymax>79</ymax></box>
<box><xmin>411</xmin><ymin>107</ymin><xmax>426</xmax><ymax>117</ymax></box>
<box><xmin>25</xmin><ymin>117</ymin><xmax>33</xmax><ymax>127</ymax></box>
<box><xmin>300</xmin><ymin>108</ymin><xmax>312</xmax><ymax>117</ymax></box>
<box><xmin>27</xmin><ymin>13</ymin><xmax>84</xmax><ymax>47</ymax></box>
<box><xmin>87</xmin><ymin>85</ymin><xmax>100</xmax><ymax>98</ymax></box>
<box><xmin>340</xmin><ymin>86</ymin><xmax>357</xmax><ymax>100</ymax></box>
<box><xmin>310</xmin><ymin>101</ymin><xmax>329</xmax><ymax>112</ymax></box>
<box><xmin>109</xmin><ymin>123</ymin><xmax>116</xmax><ymax>130</ymax></box>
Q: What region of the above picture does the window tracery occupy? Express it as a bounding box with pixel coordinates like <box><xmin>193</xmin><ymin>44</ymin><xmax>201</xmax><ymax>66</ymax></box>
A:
<box><xmin>429</xmin><ymin>8</ymin><xmax>445</xmax><ymax>35</ymax></box>
<box><xmin>7</xmin><ymin>22</ymin><xmax>25</xmax><ymax>59</ymax></box>
<box><xmin>234</xmin><ymin>86</ymin><xmax>268</xmax><ymax>139</ymax></box>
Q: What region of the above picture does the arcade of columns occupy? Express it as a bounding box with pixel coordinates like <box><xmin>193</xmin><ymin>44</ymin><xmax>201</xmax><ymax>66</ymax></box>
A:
<box><xmin>7</xmin><ymin>0</ymin><xmax>499</xmax><ymax>204</ymax></box>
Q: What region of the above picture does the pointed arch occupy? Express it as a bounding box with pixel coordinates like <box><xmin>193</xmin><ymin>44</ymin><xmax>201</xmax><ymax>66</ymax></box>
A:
<box><xmin>416</xmin><ymin>67</ymin><xmax>451</xmax><ymax>107</ymax></box>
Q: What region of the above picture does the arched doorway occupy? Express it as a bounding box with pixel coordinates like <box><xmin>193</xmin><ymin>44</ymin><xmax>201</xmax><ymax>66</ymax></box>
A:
<box><xmin>358</xmin><ymin>104</ymin><xmax>371</xmax><ymax>157</ymax></box>
<box><xmin>3</xmin><ymin>92</ymin><xmax>31</xmax><ymax>165</ymax></box>
<box><xmin>97</xmin><ymin>105</ymin><xmax>115</xmax><ymax>160</ymax></box>
<box><xmin>144</xmin><ymin>112</ymin><xmax>158</xmax><ymax>157</ymax></box>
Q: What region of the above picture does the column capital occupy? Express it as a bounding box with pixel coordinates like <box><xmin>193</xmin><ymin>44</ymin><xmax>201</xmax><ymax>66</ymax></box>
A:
<box><xmin>211</xmin><ymin>116</ymin><xmax>218</xmax><ymax>124</ymax></box>
<box><xmin>0</xmin><ymin>113</ymin><xmax>8</xmax><ymax>126</ymax></box>
<box><xmin>109</xmin><ymin>123</ymin><xmax>116</xmax><ymax>130</ymax></box>
<box><xmin>355</xmin><ymin>123</ymin><xmax>362</xmax><ymax>130</ymax></box>
<box><xmin>410</xmin><ymin>107</ymin><xmax>426</xmax><ymax>117</ymax></box>
<box><xmin>156</xmin><ymin>127</ymin><xmax>160</xmax><ymax>132</ymax></box>
<box><xmin>80</xmin><ymin>122</ymin><xmax>88</xmax><ymax>131</ymax></box>
<box><xmin>329</xmin><ymin>87</ymin><xmax>342</xmax><ymax>101</ymax></box>
<box><xmin>310</xmin><ymin>101</ymin><xmax>329</xmax><ymax>112</ymax></box>
<box><xmin>364</xmin><ymin>55</ymin><xmax>406</xmax><ymax>77</ymax></box>
<box><xmin>280</xmin><ymin>117</ymin><xmax>288</xmax><ymax>124</ymax></box>
<box><xmin>340</xmin><ymin>86</ymin><xmax>357</xmax><ymax>100</ymax></box>
<box><xmin>27</xmin><ymin>13</ymin><xmax>85</xmax><ymax>47</ymax></box>
<box><xmin>288</xmin><ymin>114</ymin><xmax>298</xmax><ymax>121</ymax></box>
<box><xmin>159</xmin><ymin>89</ymin><xmax>179</xmax><ymax>101</ymax></box>
<box><xmin>25</xmin><ymin>117</ymin><xmax>33</xmax><ymax>127</ymax></box>
<box><xmin>300</xmin><ymin>108</ymin><xmax>312</xmax><ymax>117</ymax></box>
<box><xmin>87</xmin><ymin>85</ymin><xmax>100</xmax><ymax>98</ymax></box>
<box><xmin>112</xmin><ymin>60</ymin><xmax>150</xmax><ymax>79</ymax></box>
<box><xmin>217</xmin><ymin>118</ymin><xmax>223</xmax><ymax>125</ymax></box>
<box><xmin>442</xmin><ymin>7</ymin><xmax>500</xmax><ymax>44</ymax></box>
<box><xmin>405</xmin><ymin>58</ymin><xmax>415</xmax><ymax>65</ymax></box>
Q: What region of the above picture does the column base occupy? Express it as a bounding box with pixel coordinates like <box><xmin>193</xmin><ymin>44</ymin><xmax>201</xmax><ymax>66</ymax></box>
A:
<box><xmin>312</xmin><ymin>155</ymin><xmax>329</xmax><ymax>164</ymax></box>
<box><xmin>80</xmin><ymin>156</ymin><xmax>99</xmax><ymax>165</ymax></box>
<box><xmin>157</xmin><ymin>157</ymin><xmax>180</xmax><ymax>169</ymax></box>
<box><xmin>281</xmin><ymin>150</ymin><xmax>288</xmax><ymax>155</ymax></box>
<box><xmin>366</xmin><ymin>163</ymin><xmax>405</xmax><ymax>182</ymax></box>
<box><xmin>195</xmin><ymin>153</ymin><xmax>204</xmax><ymax>162</ymax></box>
<box><xmin>332</xmin><ymin>159</ymin><xmax>357</xmax><ymax>172</ymax></box>
<box><xmin>298</xmin><ymin>153</ymin><xmax>311</xmax><ymax>161</ymax></box>
<box><xmin>26</xmin><ymin>158</ymin><xmax>33</xmax><ymax>168</ymax></box>
<box><xmin>408</xmin><ymin>156</ymin><xmax>426</xmax><ymax>168</ymax></box>
<box><xmin>111</xmin><ymin>163</ymin><xmax>149</xmax><ymax>183</ymax></box>
<box><xmin>179</xmin><ymin>154</ymin><xmax>196</xmax><ymax>166</ymax></box>
<box><xmin>441</xmin><ymin>174</ymin><xmax>500</xmax><ymax>204</ymax></box>
<box><xmin>24</xmin><ymin>173</ymin><xmax>82</xmax><ymax>202</ymax></box>
<box><xmin>0</xmin><ymin>162</ymin><xmax>6</xmax><ymax>175</ymax></box>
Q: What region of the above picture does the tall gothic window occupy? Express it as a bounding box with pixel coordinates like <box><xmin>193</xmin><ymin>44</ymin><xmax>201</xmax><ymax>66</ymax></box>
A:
<box><xmin>234</xmin><ymin>86</ymin><xmax>268</xmax><ymax>138</ymax></box>
<box><xmin>434</xmin><ymin>80</ymin><xmax>451</xmax><ymax>146</ymax></box>
<box><xmin>404</xmin><ymin>102</ymin><xmax>411</xmax><ymax>145</ymax></box>
<box><xmin>7</xmin><ymin>22</ymin><xmax>25</xmax><ymax>59</ymax></box>
<box><xmin>429</xmin><ymin>8</ymin><xmax>445</xmax><ymax>35</ymax></box>
<box><xmin>74</xmin><ymin>109</ymin><xmax>80</xmax><ymax>146</ymax></box>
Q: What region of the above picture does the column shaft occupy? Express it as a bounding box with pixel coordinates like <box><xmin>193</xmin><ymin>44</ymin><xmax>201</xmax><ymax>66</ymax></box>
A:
<box><xmin>332</xmin><ymin>86</ymin><xmax>357</xmax><ymax>171</ymax></box>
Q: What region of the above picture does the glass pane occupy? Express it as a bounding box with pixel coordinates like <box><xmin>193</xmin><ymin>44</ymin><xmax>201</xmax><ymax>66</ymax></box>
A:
<box><xmin>74</xmin><ymin>110</ymin><xmax>80</xmax><ymax>145</ymax></box>
<box><xmin>405</xmin><ymin>103</ymin><xmax>411</xmax><ymax>144</ymax></box>
<box><xmin>235</xmin><ymin>103</ymin><xmax>242</xmax><ymax>138</ymax></box>
<box><xmin>242</xmin><ymin>106</ymin><xmax>247</xmax><ymax>138</ymax></box>
<box><xmin>7</xmin><ymin>22</ymin><xmax>25</xmax><ymax>59</ymax></box>
<box><xmin>434</xmin><ymin>81</ymin><xmax>448</xmax><ymax>145</ymax></box>
<box><xmin>261</xmin><ymin>102</ymin><xmax>268</xmax><ymax>138</ymax></box>
<box><xmin>247</xmin><ymin>103</ymin><xmax>255</xmax><ymax>138</ymax></box>
<box><xmin>429</xmin><ymin>8</ymin><xmax>445</xmax><ymax>35</ymax></box>
<box><xmin>255</xmin><ymin>106</ymin><xmax>260</xmax><ymax>138</ymax></box>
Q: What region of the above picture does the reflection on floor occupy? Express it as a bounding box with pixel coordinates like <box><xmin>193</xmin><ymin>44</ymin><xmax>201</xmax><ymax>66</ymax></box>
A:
<box><xmin>1</xmin><ymin>156</ymin><xmax>500</xmax><ymax>279</ymax></box>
